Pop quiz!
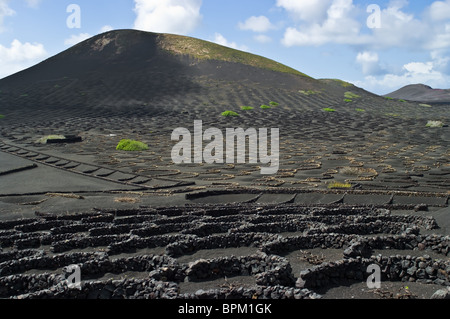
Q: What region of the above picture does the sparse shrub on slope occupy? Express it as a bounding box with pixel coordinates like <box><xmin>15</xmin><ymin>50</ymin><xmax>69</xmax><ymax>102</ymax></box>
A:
<box><xmin>328</xmin><ymin>181</ymin><xmax>352</xmax><ymax>189</ymax></box>
<box><xmin>221</xmin><ymin>111</ymin><xmax>240</xmax><ymax>117</ymax></box>
<box><xmin>116</xmin><ymin>139</ymin><xmax>149</xmax><ymax>151</ymax></box>
<box><xmin>426</xmin><ymin>120</ymin><xmax>444</xmax><ymax>128</ymax></box>
<box><xmin>299</xmin><ymin>90</ymin><xmax>321</xmax><ymax>95</ymax></box>
<box><xmin>344</xmin><ymin>92</ymin><xmax>361</xmax><ymax>99</ymax></box>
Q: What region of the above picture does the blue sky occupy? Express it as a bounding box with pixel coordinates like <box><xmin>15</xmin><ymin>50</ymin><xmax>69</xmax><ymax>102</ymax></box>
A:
<box><xmin>1</xmin><ymin>0</ymin><xmax>450</xmax><ymax>95</ymax></box>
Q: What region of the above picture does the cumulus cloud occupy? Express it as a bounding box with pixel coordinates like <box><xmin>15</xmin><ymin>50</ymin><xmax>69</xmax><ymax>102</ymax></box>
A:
<box><xmin>356</xmin><ymin>51</ymin><xmax>385</xmax><ymax>76</ymax></box>
<box><xmin>238</xmin><ymin>16</ymin><xmax>275</xmax><ymax>33</ymax></box>
<box><xmin>133</xmin><ymin>0</ymin><xmax>202</xmax><ymax>35</ymax></box>
<box><xmin>403</xmin><ymin>62</ymin><xmax>434</xmax><ymax>75</ymax></box>
<box><xmin>280</xmin><ymin>0</ymin><xmax>364</xmax><ymax>47</ymax></box>
<box><xmin>355</xmin><ymin>54</ymin><xmax>449</xmax><ymax>94</ymax></box>
<box><xmin>213</xmin><ymin>33</ymin><xmax>248</xmax><ymax>51</ymax></box>
<box><xmin>276</xmin><ymin>0</ymin><xmax>450</xmax><ymax>93</ymax></box>
<box><xmin>424</xmin><ymin>23</ymin><xmax>450</xmax><ymax>50</ymax></box>
<box><xmin>0</xmin><ymin>39</ymin><xmax>47</xmax><ymax>78</ymax></box>
<box><xmin>0</xmin><ymin>0</ymin><xmax>15</xmax><ymax>31</ymax></box>
<box><xmin>368</xmin><ymin>2</ymin><xmax>430</xmax><ymax>50</ymax></box>
<box><xmin>278</xmin><ymin>0</ymin><xmax>450</xmax><ymax>51</ymax></box>
<box><xmin>276</xmin><ymin>0</ymin><xmax>333</xmax><ymax>23</ymax></box>
<box><xmin>430</xmin><ymin>49</ymin><xmax>450</xmax><ymax>73</ymax></box>
<box><xmin>425</xmin><ymin>0</ymin><xmax>450</xmax><ymax>21</ymax></box>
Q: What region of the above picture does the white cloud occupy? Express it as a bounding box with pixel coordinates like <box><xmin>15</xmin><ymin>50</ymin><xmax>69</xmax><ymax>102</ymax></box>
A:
<box><xmin>133</xmin><ymin>0</ymin><xmax>202</xmax><ymax>35</ymax></box>
<box><xmin>238</xmin><ymin>16</ymin><xmax>275</xmax><ymax>33</ymax></box>
<box><xmin>0</xmin><ymin>39</ymin><xmax>47</xmax><ymax>78</ymax></box>
<box><xmin>356</xmin><ymin>51</ymin><xmax>385</xmax><ymax>76</ymax></box>
<box><xmin>355</xmin><ymin>54</ymin><xmax>449</xmax><ymax>94</ymax></box>
<box><xmin>403</xmin><ymin>62</ymin><xmax>434</xmax><ymax>75</ymax></box>
<box><xmin>424</xmin><ymin>23</ymin><xmax>450</xmax><ymax>50</ymax></box>
<box><xmin>430</xmin><ymin>49</ymin><xmax>450</xmax><ymax>73</ymax></box>
<box><xmin>276</xmin><ymin>0</ymin><xmax>333</xmax><ymax>23</ymax></box>
<box><xmin>213</xmin><ymin>33</ymin><xmax>248</xmax><ymax>51</ymax></box>
<box><xmin>254</xmin><ymin>34</ymin><xmax>272</xmax><ymax>44</ymax></box>
<box><xmin>357</xmin><ymin>51</ymin><xmax>379</xmax><ymax>64</ymax></box>
<box><xmin>426</xmin><ymin>0</ymin><xmax>450</xmax><ymax>21</ymax></box>
<box><xmin>0</xmin><ymin>0</ymin><xmax>15</xmax><ymax>31</ymax></box>
<box><xmin>281</xmin><ymin>0</ymin><xmax>363</xmax><ymax>47</ymax></box>
<box><xmin>64</xmin><ymin>33</ymin><xmax>91</xmax><ymax>46</ymax></box>
<box><xmin>278</xmin><ymin>0</ymin><xmax>450</xmax><ymax>51</ymax></box>
<box><xmin>368</xmin><ymin>2</ymin><xmax>430</xmax><ymax>50</ymax></box>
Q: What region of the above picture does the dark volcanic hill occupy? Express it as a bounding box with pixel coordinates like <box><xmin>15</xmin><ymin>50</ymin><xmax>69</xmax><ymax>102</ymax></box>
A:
<box><xmin>0</xmin><ymin>29</ymin><xmax>324</xmax><ymax>119</ymax></box>
<box><xmin>0</xmin><ymin>29</ymin><xmax>447</xmax><ymax>132</ymax></box>
<box><xmin>385</xmin><ymin>84</ymin><xmax>450</xmax><ymax>103</ymax></box>
<box><xmin>0</xmin><ymin>29</ymin><xmax>386</xmax><ymax>122</ymax></box>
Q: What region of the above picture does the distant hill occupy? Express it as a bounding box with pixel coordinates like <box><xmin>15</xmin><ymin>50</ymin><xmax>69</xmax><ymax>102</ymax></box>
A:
<box><xmin>385</xmin><ymin>84</ymin><xmax>450</xmax><ymax>103</ymax></box>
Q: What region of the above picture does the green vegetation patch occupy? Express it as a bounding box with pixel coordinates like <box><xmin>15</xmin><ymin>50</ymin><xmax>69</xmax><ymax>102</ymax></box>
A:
<box><xmin>344</xmin><ymin>92</ymin><xmax>361</xmax><ymax>99</ymax></box>
<box><xmin>339</xmin><ymin>80</ymin><xmax>353</xmax><ymax>87</ymax></box>
<box><xmin>299</xmin><ymin>90</ymin><xmax>321</xmax><ymax>95</ymax></box>
<box><xmin>323</xmin><ymin>108</ymin><xmax>336</xmax><ymax>112</ymax></box>
<box><xmin>385</xmin><ymin>97</ymin><xmax>394</xmax><ymax>100</ymax></box>
<box><xmin>0</xmin><ymin>114</ymin><xmax>4</xmax><ymax>119</ymax></box>
<box><xmin>420</xmin><ymin>104</ymin><xmax>432</xmax><ymax>108</ymax></box>
<box><xmin>221</xmin><ymin>111</ymin><xmax>240</xmax><ymax>117</ymax></box>
<box><xmin>116</xmin><ymin>139</ymin><xmax>149</xmax><ymax>151</ymax></box>
<box><xmin>260</xmin><ymin>104</ymin><xmax>271</xmax><ymax>109</ymax></box>
<box><xmin>344</xmin><ymin>99</ymin><xmax>353</xmax><ymax>103</ymax></box>
<box><xmin>426</xmin><ymin>120</ymin><xmax>444</xmax><ymax>128</ymax></box>
<box><xmin>269</xmin><ymin>101</ymin><xmax>279</xmax><ymax>106</ymax></box>
<box><xmin>158</xmin><ymin>34</ymin><xmax>310</xmax><ymax>78</ymax></box>
<box><xmin>240</xmin><ymin>106</ymin><xmax>254</xmax><ymax>110</ymax></box>
<box><xmin>328</xmin><ymin>181</ymin><xmax>352</xmax><ymax>189</ymax></box>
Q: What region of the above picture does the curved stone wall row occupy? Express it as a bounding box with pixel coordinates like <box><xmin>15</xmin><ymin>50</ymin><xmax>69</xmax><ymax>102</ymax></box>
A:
<box><xmin>296</xmin><ymin>255</ymin><xmax>450</xmax><ymax>289</ymax></box>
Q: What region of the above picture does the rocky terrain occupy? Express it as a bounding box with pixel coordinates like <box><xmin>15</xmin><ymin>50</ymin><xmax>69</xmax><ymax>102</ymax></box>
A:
<box><xmin>0</xmin><ymin>30</ymin><xmax>448</xmax><ymax>300</ymax></box>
